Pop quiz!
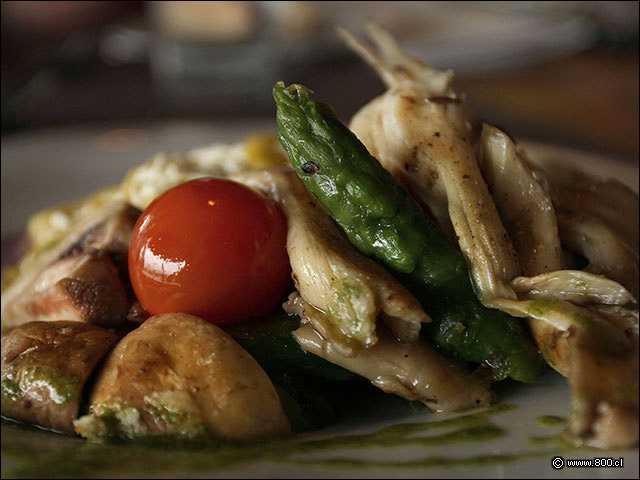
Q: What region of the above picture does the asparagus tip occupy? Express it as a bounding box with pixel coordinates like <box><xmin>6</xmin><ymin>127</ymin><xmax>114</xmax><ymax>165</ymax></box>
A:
<box><xmin>273</xmin><ymin>82</ymin><xmax>314</xmax><ymax>103</ymax></box>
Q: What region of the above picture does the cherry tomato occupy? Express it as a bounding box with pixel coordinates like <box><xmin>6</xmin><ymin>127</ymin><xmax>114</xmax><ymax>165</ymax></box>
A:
<box><xmin>128</xmin><ymin>177</ymin><xmax>291</xmax><ymax>324</ymax></box>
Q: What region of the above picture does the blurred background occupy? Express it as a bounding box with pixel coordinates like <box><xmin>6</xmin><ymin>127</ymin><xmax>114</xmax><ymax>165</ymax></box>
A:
<box><xmin>1</xmin><ymin>1</ymin><xmax>639</xmax><ymax>238</ymax></box>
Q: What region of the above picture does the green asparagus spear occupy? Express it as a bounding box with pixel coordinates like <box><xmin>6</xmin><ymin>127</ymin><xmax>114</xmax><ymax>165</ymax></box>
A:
<box><xmin>273</xmin><ymin>82</ymin><xmax>545</xmax><ymax>383</ymax></box>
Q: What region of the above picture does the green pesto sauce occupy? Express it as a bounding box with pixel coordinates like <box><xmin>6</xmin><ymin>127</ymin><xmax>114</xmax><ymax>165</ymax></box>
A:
<box><xmin>76</xmin><ymin>401</ymin><xmax>207</xmax><ymax>440</ymax></box>
<box><xmin>526</xmin><ymin>300</ymin><xmax>594</xmax><ymax>330</ymax></box>
<box><xmin>1</xmin><ymin>366</ymin><xmax>79</xmax><ymax>406</ymax></box>
<box><xmin>526</xmin><ymin>299</ymin><xmax>560</xmax><ymax>317</ymax></box>
<box><xmin>1</xmin><ymin>403</ymin><xmax>587</xmax><ymax>478</ymax></box>
<box><xmin>283</xmin><ymin>450</ymin><xmax>549</xmax><ymax>470</ymax></box>
<box><xmin>336</xmin><ymin>281</ymin><xmax>362</xmax><ymax>303</ymax></box>
<box><xmin>570</xmin><ymin>311</ymin><xmax>594</xmax><ymax>329</ymax></box>
<box><xmin>535</xmin><ymin>415</ymin><xmax>566</xmax><ymax>427</ymax></box>
<box><xmin>149</xmin><ymin>403</ymin><xmax>203</xmax><ymax>429</ymax></box>
<box><xmin>25</xmin><ymin>366</ymin><xmax>79</xmax><ymax>405</ymax></box>
<box><xmin>327</xmin><ymin>279</ymin><xmax>365</xmax><ymax>331</ymax></box>
<box><xmin>1</xmin><ymin>379</ymin><xmax>21</xmax><ymax>403</ymax></box>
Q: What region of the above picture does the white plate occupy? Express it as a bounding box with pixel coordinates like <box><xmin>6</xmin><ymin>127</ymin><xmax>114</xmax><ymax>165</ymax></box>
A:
<box><xmin>1</xmin><ymin>123</ymin><xmax>638</xmax><ymax>478</ymax></box>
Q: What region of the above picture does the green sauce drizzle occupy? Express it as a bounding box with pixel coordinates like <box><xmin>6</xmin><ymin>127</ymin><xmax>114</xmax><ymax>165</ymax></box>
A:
<box><xmin>535</xmin><ymin>415</ymin><xmax>566</xmax><ymax>427</ymax></box>
<box><xmin>0</xmin><ymin>403</ymin><xmax>592</xmax><ymax>478</ymax></box>
<box><xmin>1</xmin><ymin>379</ymin><xmax>21</xmax><ymax>404</ymax></box>
<box><xmin>1</xmin><ymin>366</ymin><xmax>79</xmax><ymax>406</ymax></box>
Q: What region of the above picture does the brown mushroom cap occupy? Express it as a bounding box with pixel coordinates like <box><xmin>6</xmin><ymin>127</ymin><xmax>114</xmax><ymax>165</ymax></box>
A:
<box><xmin>76</xmin><ymin>313</ymin><xmax>290</xmax><ymax>440</ymax></box>
<box><xmin>1</xmin><ymin>321</ymin><xmax>119</xmax><ymax>433</ymax></box>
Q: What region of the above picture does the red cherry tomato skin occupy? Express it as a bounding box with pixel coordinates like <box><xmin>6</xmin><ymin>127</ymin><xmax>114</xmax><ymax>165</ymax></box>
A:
<box><xmin>128</xmin><ymin>177</ymin><xmax>291</xmax><ymax>324</ymax></box>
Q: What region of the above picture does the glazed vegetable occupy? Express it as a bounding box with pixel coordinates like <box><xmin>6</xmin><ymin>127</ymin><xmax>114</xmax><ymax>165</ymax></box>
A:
<box><xmin>273</xmin><ymin>82</ymin><xmax>545</xmax><ymax>383</ymax></box>
<box><xmin>128</xmin><ymin>177</ymin><xmax>291</xmax><ymax>325</ymax></box>
<box><xmin>1</xmin><ymin>321</ymin><xmax>118</xmax><ymax>434</ymax></box>
<box><xmin>75</xmin><ymin>313</ymin><xmax>291</xmax><ymax>440</ymax></box>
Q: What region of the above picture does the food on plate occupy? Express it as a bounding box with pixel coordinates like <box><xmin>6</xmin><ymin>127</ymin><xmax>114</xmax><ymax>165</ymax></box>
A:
<box><xmin>1</xmin><ymin>321</ymin><xmax>118</xmax><ymax>433</ymax></box>
<box><xmin>274</xmin><ymin>82</ymin><xmax>545</xmax><ymax>384</ymax></box>
<box><xmin>334</xmin><ymin>25</ymin><xmax>638</xmax><ymax>448</ymax></box>
<box><xmin>1</xmin><ymin>202</ymin><xmax>139</xmax><ymax>330</ymax></box>
<box><xmin>74</xmin><ymin>313</ymin><xmax>290</xmax><ymax>440</ymax></box>
<box><xmin>128</xmin><ymin>177</ymin><xmax>290</xmax><ymax>324</ymax></box>
<box><xmin>293</xmin><ymin>322</ymin><xmax>494</xmax><ymax>413</ymax></box>
<box><xmin>526</xmin><ymin>155</ymin><xmax>639</xmax><ymax>299</ymax></box>
<box><xmin>230</xmin><ymin>167</ymin><xmax>429</xmax><ymax>353</ymax></box>
<box><xmin>231</xmin><ymin>168</ymin><xmax>492</xmax><ymax>411</ymax></box>
<box><xmin>19</xmin><ymin>132</ymin><xmax>286</xmax><ymax>256</ymax></box>
<box><xmin>1</xmin><ymin>25</ymin><xmax>637</xmax><ymax>453</ymax></box>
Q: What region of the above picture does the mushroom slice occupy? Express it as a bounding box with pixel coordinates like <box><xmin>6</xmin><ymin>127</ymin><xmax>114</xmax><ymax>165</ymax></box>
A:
<box><xmin>74</xmin><ymin>313</ymin><xmax>290</xmax><ymax>440</ymax></box>
<box><xmin>2</xmin><ymin>252</ymin><xmax>130</xmax><ymax>329</ymax></box>
<box><xmin>1</xmin><ymin>321</ymin><xmax>118</xmax><ymax>433</ymax></box>
<box><xmin>477</xmin><ymin>125</ymin><xmax>564</xmax><ymax>276</ymax></box>
<box><xmin>1</xmin><ymin>201</ymin><xmax>139</xmax><ymax>329</ymax></box>
<box><xmin>478</xmin><ymin>125</ymin><xmax>638</xmax><ymax>448</ymax></box>
<box><xmin>524</xmin><ymin>154</ymin><xmax>639</xmax><ymax>299</ymax></box>
<box><xmin>555</xmin><ymin>211</ymin><xmax>639</xmax><ymax>300</ymax></box>
<box><xmin>341</xmin><ymin>25</ymin><xmax>638</xmax><ymax>448</ymax></box>
<box><xmin>293</xmin><ymin>319</ymin><xmax>494</xmax><ymax>413</ymax></box>
<box><xmin>343</xmin><ymin>24</ymin><xmax>521</xmax><ymax>302</ymax></box>
<box><xmin>511</xmin><ymin>271</ymin><xmax>636</xmax><ymax>307</ymax></box>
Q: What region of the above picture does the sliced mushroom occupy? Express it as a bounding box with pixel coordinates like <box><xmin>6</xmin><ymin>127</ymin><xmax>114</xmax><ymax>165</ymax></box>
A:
<box><xmin>476</xmin><ymin>119</ymin><xmax>638</xmax><ymax>448</ymax></box>
<box><xmin>477</xmin><ymin>123</ymin><xmax>639</xmax><ymax>448</ymax></box>
<box><xmin>343</xmin><ymin>25</ymin><xmax>521</xmax><ymax>303</ymax></box>
<box><xmin>1</xmin><ymin>201</ymin><xmax>140</xmax><ymax>329</ymax></box>
<box><xmin>293</xmin><ymin>319</ymin><xmax>494</xmax><ymax>413</ymax></box>
<box><xmin>477</xmin><ymin>125</ymin><xmax>564</xmax><ymax>276</ymax></box>
<box><xmin>1</xmin><ymin>321</ymin><xmax>118</xmax><ymax>433</ymax></box>
<box><xmin>524</xmin><ymin>154</ymin><xmax>639</xmax><ymax>299</ymax></box>
<box><xmin>74</xmin><ymin>313</ymin><xmax>290</xmax><ymax>440</ymax></box>
<box><xmin>341</xmin><ymin>24</ymin><xmax>638</xmax><ymax>448</ymax></box>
